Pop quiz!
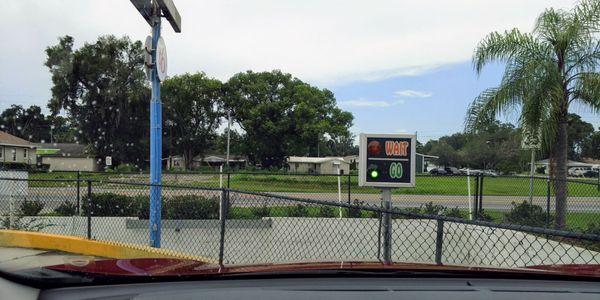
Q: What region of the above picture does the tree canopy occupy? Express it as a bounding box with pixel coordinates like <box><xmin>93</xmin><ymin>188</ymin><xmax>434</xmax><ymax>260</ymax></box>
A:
<box><xmin>45</xmin><ymin>35</ymin><xmax>150</xmax><ymax>167</ymax></box>
<box><xmin>162</xmin><ymin>73</ymin><xmax>224</xmax><ymax>169</ymax></box>
<box><xmin>224</xmin><ymin>70</ymin><xmax>354</xmax><ymax>168</ymax></box>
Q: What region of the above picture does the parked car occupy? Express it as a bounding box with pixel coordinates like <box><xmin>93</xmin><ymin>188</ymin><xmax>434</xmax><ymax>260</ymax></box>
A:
<box><xmin>459</xmin><ymin>168</ymin><xmax>482</xmax><ymax>175</ymax></box>
<box><xmin>583</xmin><ymin>169</ymin><xmax>599</xmax><ymax>178</ymax></box>
<box><xmin>444</xmin><ymin>167</ymin><xmax>460</xmax><ymax>175</ymax></box>
<box><xmin>483</xmin><ymin>170</ymin><xmax>498</xmax><ymax>177</ymax></box>
<box><xmin>568</xmin><ymin>167</ymin><xmax>590</xmax><ymax>177</ymax></box>
<box><xmin>429</xmin><ymin>168</ymin><xmax>447</xmax><ymax>175</ymax></box>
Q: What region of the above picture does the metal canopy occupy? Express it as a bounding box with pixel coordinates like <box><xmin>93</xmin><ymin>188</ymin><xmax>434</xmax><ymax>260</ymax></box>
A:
<box><xmin>130</xmin><ymin>0</ymin><xmax>153</xmax><ymax>26</ymax></box>
<box><xmin>130</xmin><ymin>0</ymin><xmax>181</xmax><ymax>32</ymax></box>
<box><xmin>157</xmin><ymin>0</ymin><xmax>182</xmax><ymax>33</ymax></box>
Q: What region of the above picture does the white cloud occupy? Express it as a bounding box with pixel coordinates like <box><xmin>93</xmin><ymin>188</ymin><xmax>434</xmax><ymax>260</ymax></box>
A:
<box><xmin>341</xmin><ymin>98</ymin><xmax>404</xmax><ymax>107</ymax></box>
<box><xmin>341</xmin><ymin>99</ymin><xmax>392</xmax><ymax>107</ymax></box>
<box><xmin>394</xmin><ymin>90</ymin><xmax>433</xmax><ymax>98</ymax></box>
<box><xmin>0</xmin><ymin>0</ymin><xmax>578</xmax><ymax>108</ymax></box>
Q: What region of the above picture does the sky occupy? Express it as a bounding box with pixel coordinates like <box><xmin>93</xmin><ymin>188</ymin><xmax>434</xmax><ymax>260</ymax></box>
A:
<box><xmin>0</xmin><ymin>0</ymin><xmax>598</xmax><ymax>142</ymax></box>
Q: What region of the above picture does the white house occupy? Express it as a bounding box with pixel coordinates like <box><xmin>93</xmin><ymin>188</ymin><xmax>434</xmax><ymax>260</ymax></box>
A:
<box><xmin>287</xmin><ymin>156</ymin><xmax>350</xmax><ymax>174</ymax></box>
<box><xmin>0</xmin><ymin>131</ymin><xmax>36</xmax><ymax>166</ymax></box>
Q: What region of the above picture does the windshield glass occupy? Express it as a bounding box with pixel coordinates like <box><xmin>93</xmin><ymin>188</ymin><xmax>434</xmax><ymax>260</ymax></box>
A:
<box><xmin>1</xmin><ymin>0</ymin><xmax>600</xmax><ymax>287</ymax></box>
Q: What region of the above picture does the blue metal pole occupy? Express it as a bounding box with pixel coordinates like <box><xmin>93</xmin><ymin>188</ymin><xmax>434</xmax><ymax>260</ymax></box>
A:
<box><xmin>149</xmin><ymin>14</ymin><xmax>162</xmax><ymax>248</ymax></box>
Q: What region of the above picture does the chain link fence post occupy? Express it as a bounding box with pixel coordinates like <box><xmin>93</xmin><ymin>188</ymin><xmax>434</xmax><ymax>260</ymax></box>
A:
<box><xmin>381</xmin><ymin>188</ymin><xmax>392</xmax><ymax>265</ymax></box>
<box><xmin>546</xmin><ymin>177</ymin><xmax>551</xmax><ymax>228</ymax></box>
<box><xmin>478</xmin><ymin>174</ymin><xmax>484</xmax><ymax>217</ymax></box>
<box><xmin>435</xmin><ymin>219</ymin><xmax>444</xmax><ymax>265</ymax></box>
<box><xmin>86</xmin><ymin>180</ymin><xmax>92</xmax><ymax>239</ymax></box>
<box><xmin>76</xmin><ymin>171</ymin><xmax>81</xmax><ymax>215</ymax></box>
<box><xmin>347</xmin><ymin>174</ymin><xmax>351</xmax><ymax>203</ymax></box>
<box><xmin>473</xmin><ymin>175</ymin><xmax>480</xmax><ymax>220</ymax></box>
<box><xmin>218</xmin><ymin>188</ymin><xmax>228</xmax><ymax>266</ymax></box>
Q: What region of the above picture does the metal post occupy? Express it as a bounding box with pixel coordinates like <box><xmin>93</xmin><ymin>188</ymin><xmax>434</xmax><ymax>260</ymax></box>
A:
<box><xmin>86</xmin><ymin>180</ymin><xmax>92</xmax><ymax>239</ymax></box>
<box><xmin>529</xmin><ymin>150</ymin><xmax>535</xmax><ymax>203</ymax></box>
<box><xmin>347</xmin><ymin>174</ymin><xmax>351</xmax><ymax>203</ymax></box>
<box><xmin>546</xmin><ymin>178</ymin><xmax>551</xmax><ymax>228</ymax></box>
<box><xmin>149</xmin><ymin>10</ymin><xmax>163</xmax><ymax>248</ymax></box>
<box><xmin>435</xmin><ymin>219</ymin><xmax>444</xmax><ymax>265</ymax></box>
<box><xmin>478</xmin><ymin>174</ymin><xmax>484</xmax><ymax>216</ymax></box>
<box><xmin>218</xmin><ymin>188</ymin><xmax>228</xmax><ymax>266</ymax></box>
<box><xmin>381</xmin><ymin>188</ymin><xmax>392</xmax><ymax>265</ymax></box>
<box><xmin>337</xmin><ymin>165</ymin><xmax>342</xmax><ymax>218</ymax></box>
<box><xmin>473</xmin><ymin>175</ymin><xmax>479</xmax><ymax>219</ymax></box>
<box><xmin>76</xmin><ymin>171</ymin><xmax>81</xmax><ymax>215</ymax></box>
<box><xmin>226</xmin><ymin>110</ymin><xmax>231</xmax><ymax>171</ymax></box>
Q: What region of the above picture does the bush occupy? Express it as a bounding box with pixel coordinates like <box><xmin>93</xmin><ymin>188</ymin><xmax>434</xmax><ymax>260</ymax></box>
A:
<box><xmin>19</xmin><ymin>199</ymin><xmax>44</xmax><ymax>216</ymax></box>
<box><xmin>54</xmin><ymin>201</ymin><xmax>77</xmax><ymax>216</ymax></box>
<box><xmin>474</xmin><ymin>209</ymin><xmax>494</xmax><ymax>222</ymax></box>
<box><xmin>115</xmin><ymin>163</ymin><xmax>138</xmax><ymax>173</ymax></box>
<box><xmin>166</xmin><ymin>195</ymin><xmax>219</xmax><ymax>219</ymax></box>
<box><xmin>251</xmin><ymin>205</ymin><xmax>270</xmax><ymax>218</ymax></box>
<box><xmin>82</xmin><ymin>193</ymin><xmax>139</xmax><ymax>217</ymax></box>
<box><xmin>503</xmin><ymin>201</ymin><xmax>549</xmax><ymax>227</ymax></box>
<box><xmin>288</xmin><ymin>204</ymin><xmax>309</xmax><ymax>217</ymax></box>
<box><xmin>347</xmin><ymin>199</ymin><xmax>364</xmax><ymax>218</ymax></box>
<box><xmin>584</xmin><ymin>222</ymin><xmax>600</xmax><ymax>235</ymax></box>
<box><xmin>318</xmin><ymin>206</ymin><xmax>336</xmax><ymax>218</ymax></box>
<box><xmin>445</xmin><ymin>207</ymin><xmax>465</xmax><ymax>218</ymax></box>
<box><xmin>421</xmin><ymin>202</ymin><xmax>445</xmax><ymax>215</ymax></box>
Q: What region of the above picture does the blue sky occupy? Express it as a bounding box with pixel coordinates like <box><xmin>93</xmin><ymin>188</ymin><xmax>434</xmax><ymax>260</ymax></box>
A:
<box><xmin>1</xmin><ymin>0</ymin><xmax>597</xmax><ymax>143</ymax></box>
<box><xmin>332</xmin><ymin>61</ymin><xmax>599</xmax><ymax>142</ymax></box>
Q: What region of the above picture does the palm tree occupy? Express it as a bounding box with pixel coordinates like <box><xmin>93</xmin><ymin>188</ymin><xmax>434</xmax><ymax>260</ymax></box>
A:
<box><xmin>466</xmin><ymin>0</ymin><xmax>600</xmax><ymax>229</ymax></box>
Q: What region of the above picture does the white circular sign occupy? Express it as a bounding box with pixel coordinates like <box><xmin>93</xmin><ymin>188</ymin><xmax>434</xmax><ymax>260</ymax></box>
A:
<box><xmin>156</xmin><ymin>37</ymin><xmax>168</xmax><ymax>81</ymax></box>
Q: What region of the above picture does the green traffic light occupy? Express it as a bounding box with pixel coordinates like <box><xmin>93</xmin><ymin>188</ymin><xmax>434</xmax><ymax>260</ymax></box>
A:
<box><xmin>370</xmin><ymin>169</ymin><xmax>379</xmax><ymax>179</ymax></box>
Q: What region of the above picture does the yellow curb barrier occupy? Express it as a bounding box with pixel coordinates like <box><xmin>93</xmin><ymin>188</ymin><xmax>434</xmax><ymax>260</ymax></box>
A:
<box><xmin>0</xmin><ymin>230</ymin><xmax>217</xmax><ymax>264</ymax></box>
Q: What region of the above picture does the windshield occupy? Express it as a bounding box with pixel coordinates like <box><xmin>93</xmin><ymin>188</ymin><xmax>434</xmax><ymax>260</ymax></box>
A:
<box><xmin>1</xmin><ymin>0</ymin><xmax>600</xmax><ymax>287</ymax></box>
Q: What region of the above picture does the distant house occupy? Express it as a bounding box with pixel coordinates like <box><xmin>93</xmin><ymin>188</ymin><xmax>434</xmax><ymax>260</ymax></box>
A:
<box><xmin>193</xmin><ymin>154</ymin><xmax>247</xmax><ymax>170</ymax></box>
<box><xmin>0</xmin><ymin>131</ymin><xmax>36</xmax><ymax>166</ymax></box>
<box><xmin>166</xmin><ymin>154</ymin><xmax>248</xmax><ymax>170</ymax></box>
<box><xmin>343</xmin><ymin>155</ymin><xmax>358</xmax><ymax>170</ymax></box>
<box><xmin>35</xmin><ymin>143</ymin><xmax>99</xmax><ymax>172</ymax></box>
<box><xmin>287</xmin><ymin>156</ymin><xmax>350</xmax><ymax>174</ymax></box>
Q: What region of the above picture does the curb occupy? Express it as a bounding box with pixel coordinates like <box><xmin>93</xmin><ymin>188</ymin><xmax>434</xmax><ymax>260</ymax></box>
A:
<box><xmin>0</xmin><ymin>230</ymin><xmax>217</xmax><ymax>264</ymax></box>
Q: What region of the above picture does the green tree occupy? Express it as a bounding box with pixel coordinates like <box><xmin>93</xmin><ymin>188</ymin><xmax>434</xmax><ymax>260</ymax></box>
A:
<box><xmin>0</xmin><ymin>105</ymin><xmax>50</xmax><ymax>142</ymax></box>
<box><xmin>45</xmin><ymin>35</ymin><xmax>150</xmax><ymax>167</ymax></box>
<box><xmin>429</xmin><ymin>141</ymin><xmax>461</xmax><ymax>167</ymax></box>
<box><xmin>162</xmin><ymin>73</ymin><xmax>224</xmax><ymax>169</ymax></box>
<box><xmin>581</xmin><ymin>129</ymin><xmax>600</xmax><ymax>159</ymax></box>
<box><xmin>224</xmin><ymin>70</ymin><xmax>353</xmax><ymax>168</ymax></box>
<box><xmin>566</xmin><ymin>113</ymin><xmax>594</xmax><ymax>159</ymax></box>
<box><xmin>466</xmin><ymin>1</ymin><xmax>600</xmax><ymax>228</ymax></box>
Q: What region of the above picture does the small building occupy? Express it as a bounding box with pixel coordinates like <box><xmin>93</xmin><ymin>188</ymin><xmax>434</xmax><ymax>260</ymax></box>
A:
<box><xmin>287</xmin><ymin>156</ymin><xmax>350</xmax><ymax>174</ymax></box>
<box><xmin>343</xmin><ymin>155</ymin><xmax>359</xmax><ymax>170</ymax></box>
<box><xmin>193</xmin><ymin>154</ymin><xmax>247</xmax><ymax>170</ymax></box>
<box><xmin>416</xmin><ymin>153</ymin><xmax>439</xmax><ymax>173</ymax></box>
<box><xmin>534</xmin><ymin>158</ymin><xmax>595</xmax><ymax>174</ymax></box>
<box><xmin>35</xmin><ymin>143</ymin><xmax>99</xmax><ymax>172</ymax></box>
<box><xmin>0</xmin><ymin>131</ymin><xmax>36</xmax><ymax>166</ymax></box>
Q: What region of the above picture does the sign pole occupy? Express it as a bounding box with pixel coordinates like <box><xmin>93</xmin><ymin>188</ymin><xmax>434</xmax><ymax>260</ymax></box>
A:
<box><xmin>149</xmin><ymin>10</ymin><xmax>162</xmax><ymax>248</ymax></box>
<box><xmin>381</xmin><ymin>188</ymin><xmax>392</xmax><ymax>265</ymax></box>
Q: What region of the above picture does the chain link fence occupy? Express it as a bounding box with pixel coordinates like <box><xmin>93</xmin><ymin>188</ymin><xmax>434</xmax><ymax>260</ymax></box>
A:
<box><xmin>1</xmin><ymin>172</ymin><xmax>600</xmax><ymax>269</ymax></box>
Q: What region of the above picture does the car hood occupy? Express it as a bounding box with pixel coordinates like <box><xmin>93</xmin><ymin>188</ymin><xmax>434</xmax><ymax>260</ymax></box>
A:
<box><xmin>42</xmin><ymin>258</ymin><xmax>600</xmax><ymax>278</ymax></box>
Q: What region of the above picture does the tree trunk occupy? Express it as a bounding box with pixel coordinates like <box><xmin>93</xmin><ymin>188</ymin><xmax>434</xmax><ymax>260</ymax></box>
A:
<box><xmin>553</xmin><ymin>119</ymin><xmax>569</xmax><ymax>229</ymax></box>
<box><xmin>183</xmin><ymin>148</ymin><xmax>193</xmax><ymax>170</ymax></box>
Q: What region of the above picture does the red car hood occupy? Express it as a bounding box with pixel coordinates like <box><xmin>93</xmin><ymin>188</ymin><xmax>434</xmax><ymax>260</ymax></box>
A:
<box><xmin>43</xmin><ymin>258</ymin><xmax>600</xmax><ymax>278</ymax></box>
